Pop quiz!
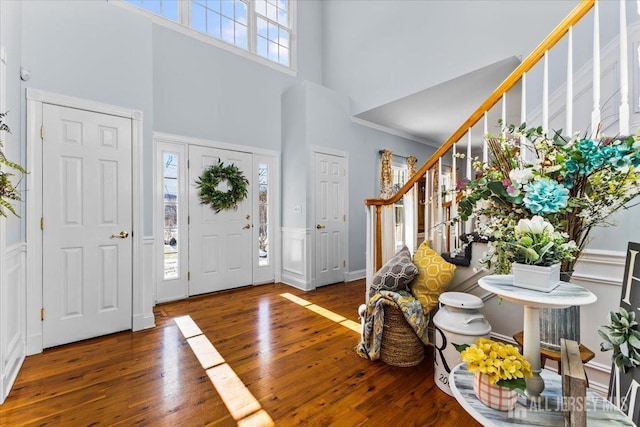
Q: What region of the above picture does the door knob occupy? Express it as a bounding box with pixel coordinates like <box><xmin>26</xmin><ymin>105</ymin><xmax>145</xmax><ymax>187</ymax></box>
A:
<box><xmin>111</xmin><ymin>231</ymin><xmax>129</xmax><ymax>239</ymax></box>
<box><xmin>316</xmin><ymin>224</ymin><xmax>325</xmax><ymax>229</ymax></box>
<box><xmin>243</xmin><ymin>224</ymin><xmax>251</xmax><ymax>229</ymax></box>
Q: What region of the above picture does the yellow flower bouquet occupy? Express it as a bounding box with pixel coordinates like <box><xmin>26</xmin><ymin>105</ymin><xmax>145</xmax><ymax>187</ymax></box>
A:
<box><xmin>455</xmin><ymin>337</ymin><xmax>532</xmax><ymax>392</ymax></box>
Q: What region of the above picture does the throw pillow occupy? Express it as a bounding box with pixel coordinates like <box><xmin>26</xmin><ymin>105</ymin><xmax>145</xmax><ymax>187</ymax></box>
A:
<box><xmin>410</xmin><ymin>241</ymin><xmax>456</xmax><ymax>313</ymax></box>
<box><xmin>369</xmin><ymin>246</ymin><xmax>418</xmax><ymax>299</ymax></box>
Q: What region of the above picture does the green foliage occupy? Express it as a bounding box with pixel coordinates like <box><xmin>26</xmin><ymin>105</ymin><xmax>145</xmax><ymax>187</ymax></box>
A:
<box><xmin>599</xmin><ymin>307</ymin><xmax>640</xmax><ymax>372</ymax></box>
<box><xmin>0</xmin><ymin>112</ymin><xmax>26</xmax><ymax>217</ymax></box>
<box><xmin>195</xmin><ymin>160</ymin><xmax>249</xmax><ymax>213</ymax></box>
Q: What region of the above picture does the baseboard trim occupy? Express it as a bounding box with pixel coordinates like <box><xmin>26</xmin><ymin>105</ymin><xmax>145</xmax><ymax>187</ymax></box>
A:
<box><xmin>345</xmin><ymin>269</ymin><xmax>365</xmax><ymax>282</ymax></box>
<box><xmin>26</xmin><ymin>333</ymin><xmax>42</xmax><ymax>356</ymax></box>
<box><xmin>132</xmin><ymin>313</ymin><xmax>155</xmax><ymax>331</ymax></box>
<box><xmin>281</xmin><ymin>273</ymin><xmax>311</xmax><ymax>291</ymax></box>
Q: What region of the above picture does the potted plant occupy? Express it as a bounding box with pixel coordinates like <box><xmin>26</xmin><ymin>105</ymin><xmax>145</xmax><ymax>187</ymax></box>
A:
<box><xmin>0</xmin><ymin>112</ymin><xmax>25</xmax><ymax>217</ymax></box>
<box><xmin>454</xmin><ymin>338</ymin><xmax>532</xmax><ymax>411</ymax></box>
<box><xmin>508</xmin><ymin>215</ymin><xmax>577</xmax><ymax>292</ymax></box>
<box><xmin>599</xmin><ymin>307</ymin><xmax>640</xmax><ymax>410</ymax></box>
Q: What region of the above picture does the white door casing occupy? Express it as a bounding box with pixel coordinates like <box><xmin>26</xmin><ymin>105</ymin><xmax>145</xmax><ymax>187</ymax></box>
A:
<box><xmin>188</xmin><ymin>145</ymin><xmax>253</xmax><ymax>295</ymax></box>
<box><xmin>313</xmin><ymin>150</ymin><xmax>347</xmax><ymax>287</ymax></box>
<box><xmin>25</xmin><ymin>89</ymin><xmax>146</xmax><ymax>356</ymax></box>
<box><xmin>42</xmin><ymin>104</ymin><xmax>133</xmax><ymax>348</ymax></box>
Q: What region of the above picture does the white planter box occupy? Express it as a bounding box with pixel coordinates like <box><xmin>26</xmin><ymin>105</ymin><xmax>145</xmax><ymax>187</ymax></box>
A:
<box><xmin>512</xmin><ymin>262</ymin><xmax>561</xmax><ymax>292</ymax></box>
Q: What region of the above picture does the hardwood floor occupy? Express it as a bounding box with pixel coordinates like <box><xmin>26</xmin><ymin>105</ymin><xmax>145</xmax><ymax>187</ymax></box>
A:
<box><xmin>0</xmin><ymin>280</ymin><xmax>480</xmax><ymax>426</ymax></box>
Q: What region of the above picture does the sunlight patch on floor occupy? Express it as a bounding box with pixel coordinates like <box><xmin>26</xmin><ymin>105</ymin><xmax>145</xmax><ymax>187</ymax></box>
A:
<box><xmin>186</xmin><ymin>334</ymin><xmax>225</xmax><ymax>369</ymax></box>
<box><xmin>280</xmin><ymin>293</ymin><xmax>361</xmax><ymax>333</ymax></box>
<box><xmin>207</xmin><ymin>363</ymin><xmax>263</xmax><ymax>420</ymax></box>
<box><xmin>279</xmin><ymin>292</ymin><xmax>312</xmax><ymax>307</ymax></box>
<box><xmin>174</xmin><ymin>315</ymin><xmax>203</xmax><ymax>338</ymax></box>
<box><xmin>237</xmin><ymin>410</ymin><xmax>276</xmax><ymax>427</ymax></box>
<box><xmin>175</xmin><ymin>315</ymin><xmax>274</xmax><ymax>427</ymax></box>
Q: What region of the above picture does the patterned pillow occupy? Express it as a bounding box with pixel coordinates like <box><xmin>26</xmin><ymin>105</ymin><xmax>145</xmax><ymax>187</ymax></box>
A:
<box><xmin>369</xmin><ymin>246</ymin><xmax>418</xmax><ymax>299</ymax></box>
<box><xmin>410</xmin><ymin>241</ymin><xmax>456</xmax><ymax>313</ymax></box>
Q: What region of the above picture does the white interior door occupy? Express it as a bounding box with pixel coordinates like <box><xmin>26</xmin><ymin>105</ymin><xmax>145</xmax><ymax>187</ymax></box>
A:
<box><xmin>314</xmin><ymin>151</ymin><xmax>346</xmax><ymax>287</ymax></box>
<box><xmin>188</xmin><ymin>146</ymin><xmax>253</xmax><ymax>295</ymax></box>
<box><xmin>42</xmin><ymin>104</ymin><xmax>132</xmax><ymax>348</ymax></box>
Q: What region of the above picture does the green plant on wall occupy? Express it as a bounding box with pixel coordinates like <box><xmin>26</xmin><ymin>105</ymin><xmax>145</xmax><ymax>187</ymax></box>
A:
<box><xmin>599</xmin><ymin>307</ymin><xmax>640</xmax><ymax>372</ymax></box>
<box><xmin>0</xmin><ymin>112</ymin><xmax>26</xmax><ymax>217</ymax></box>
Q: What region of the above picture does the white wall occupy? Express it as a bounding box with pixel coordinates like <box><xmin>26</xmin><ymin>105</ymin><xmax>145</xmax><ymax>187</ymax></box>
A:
<box><xmin>21</xmin><ymin>0</ymin><xmax>155</xmax><ymax>233</ymax></box>
<box><xmin>321</xmin><ymin>0</ymin><xmax>578</xmax><ymax>115</ymax></box>
<box><xmin>282</xmin><ymin>81</ymin><xmax>435</xmax><ymax>276</ymax></box>
<box><xmin>2</xmin><ymin>0</ymin><xmax>24</xmax><ymax>246</ymax></box>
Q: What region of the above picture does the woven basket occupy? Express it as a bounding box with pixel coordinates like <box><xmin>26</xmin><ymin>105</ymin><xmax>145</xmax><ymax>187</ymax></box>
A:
<box><xmin>379</xmin><ymin>300</ymin><xmax>425</xmax><ymax>367</ymax></box>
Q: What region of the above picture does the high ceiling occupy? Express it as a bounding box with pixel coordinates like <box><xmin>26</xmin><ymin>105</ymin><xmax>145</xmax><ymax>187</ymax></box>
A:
<box><xmin>354</xmin><ymin>56</ymin><xmax>523</xmax><ymax>148</ymax></box>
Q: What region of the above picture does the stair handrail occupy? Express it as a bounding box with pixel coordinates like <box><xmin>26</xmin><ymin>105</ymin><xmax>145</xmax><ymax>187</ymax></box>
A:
<box><xmin>365</xmin><ymin>0</ymin><xmax>595</xmax><ymax>210</ymax></box>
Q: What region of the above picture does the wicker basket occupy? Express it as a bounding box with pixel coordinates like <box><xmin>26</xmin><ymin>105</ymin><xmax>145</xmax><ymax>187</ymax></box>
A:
<box><xmin>379</xmin><ymin>300</ymin><xmax>425</xmax><ymax>367</ymax></box>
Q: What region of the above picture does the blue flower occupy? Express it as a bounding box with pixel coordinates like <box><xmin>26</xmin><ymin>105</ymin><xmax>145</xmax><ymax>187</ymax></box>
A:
<box><xmin>523</xmin><ymin>179</ymin><xmax>569</xmax><ymax>214</ymax></box>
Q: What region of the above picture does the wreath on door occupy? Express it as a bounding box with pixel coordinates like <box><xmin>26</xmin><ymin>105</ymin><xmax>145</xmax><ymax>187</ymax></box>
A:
<box><xmin>195</xmin><ymin>160</ymin><xmax>249</xmax><ymax>213</ymax></box>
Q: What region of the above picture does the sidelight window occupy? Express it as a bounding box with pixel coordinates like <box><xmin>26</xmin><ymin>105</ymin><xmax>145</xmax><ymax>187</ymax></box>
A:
<box><xmin>163</xmin><ymin>152</ymin><xmax>179</xmax><ymax>279</ymax></box>
<box><xmin>258</xmin><ymin>163</ymin><xmax>269</xmax><ymax>266</ymax></box>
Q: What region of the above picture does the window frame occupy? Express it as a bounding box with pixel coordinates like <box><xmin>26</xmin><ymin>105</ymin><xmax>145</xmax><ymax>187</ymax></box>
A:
<box><xmin>111</xmin><ymin>0</ymin><xmax>297</xmax><ymax>76</ymax></box>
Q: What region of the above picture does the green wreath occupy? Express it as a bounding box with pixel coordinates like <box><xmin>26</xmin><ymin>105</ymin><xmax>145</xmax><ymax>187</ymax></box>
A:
<box><xmin>195</xmin><ymin>160</ymin><xmax>249</xmax><ymax>213</ymax></box>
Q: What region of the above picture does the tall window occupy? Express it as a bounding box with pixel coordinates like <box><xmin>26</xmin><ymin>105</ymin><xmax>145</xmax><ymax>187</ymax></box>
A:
<box><xmin>124</xmin><ymin>0</ymin><xmax>292</xmax><ymax>68</ymax></box>
<box><xmin>163</xmin><ymin>153</ymin><xmax>179</xmax><ymax>279</ymax></box>
<box><xmin>258</xmin><ymin>163</ymin><xmax>269</xmax><ymax>266</ymax></box>
<box><xmin>392</xmin><ymin>165</ymin><xmax>408</xmax><ymax>252</ymax></box>
<box><xmin>192</xmin><ymin>0</ymin><xmax>248</xmax><ymax>49</ymax></box>
<box><xmin>255</xmin><ymin>0</ymin><xmax>289</xmax><ymax>66</ymax></box>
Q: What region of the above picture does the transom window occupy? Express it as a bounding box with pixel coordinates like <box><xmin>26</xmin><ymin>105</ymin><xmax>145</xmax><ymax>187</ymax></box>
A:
<box><xmin>125</xmin><ymin>0</ymin><xmax>292</xmax><ymax>68</ymax></box>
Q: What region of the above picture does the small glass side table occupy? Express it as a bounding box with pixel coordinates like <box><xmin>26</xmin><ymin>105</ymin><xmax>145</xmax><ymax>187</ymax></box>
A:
<box><xmin>478</xmin><ymin>274</ymin><xmax>597</xmax><ymax>400</ymax></box>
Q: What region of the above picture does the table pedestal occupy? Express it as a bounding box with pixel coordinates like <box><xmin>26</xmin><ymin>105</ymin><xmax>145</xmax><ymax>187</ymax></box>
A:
<box><xmin>523</xmin><ymin>306</ymin><xmax>544</xmax><ymax>399</ymax></box>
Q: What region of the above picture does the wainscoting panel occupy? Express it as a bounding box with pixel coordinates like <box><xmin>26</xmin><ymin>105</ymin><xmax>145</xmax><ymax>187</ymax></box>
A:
<box><xmin>281</xmin><ymin>227</ymin><xmax>311</xmax><ymax>290</ymax></box>
<box><xmin>1</xmin><ymin>244</ymin><xmax>26</xmax><ymax>404</ymax></box>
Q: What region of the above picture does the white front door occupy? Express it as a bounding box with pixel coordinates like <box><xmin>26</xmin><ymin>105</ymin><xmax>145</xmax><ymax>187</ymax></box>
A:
<box><xmin>314</xmin><ymin>151</ymin><xmax>346</xmax><ymax>287</ymax></box>
<box><xmin>42</xmin><ymin>104</ymin><xmax>132</xmax><ymax>348</ymax></box>
<box><xmin>188</xmin><ymin>146</ymin><xmax>253</xmax><ymax>295</ymax></box>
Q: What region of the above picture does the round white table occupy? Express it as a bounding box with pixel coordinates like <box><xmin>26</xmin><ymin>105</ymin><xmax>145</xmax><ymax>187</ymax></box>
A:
<box><xmin>478</xmin><ymin>274</ymin><xmax>597</xmax><ymax>400</ymax></box>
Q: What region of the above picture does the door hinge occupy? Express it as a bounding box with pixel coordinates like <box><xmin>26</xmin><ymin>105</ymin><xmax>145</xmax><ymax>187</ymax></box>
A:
<box><xmin>41</xmin><ymin>308</ymin><xmax>45</xmax><ymax>321</ymax></box>
<box><xmin>40</xmin><ymin>125</ymin><xmax>44</xmax><ymax>141</ymax></box>
<box><xmin>187</xmin><ymin>159</ymin><xmax>190</xmax><ymax>169</ymax></box>
<box><xmin>343</xmin><ymin>215</ymin><xmax>346</xmax><ymax>222</ymax></box>
<box><xmin>188</xmin><ymin>272</ymin><xmax>191</xmax><ymax>281</ymax></box>
<box><xmin>343</xmin><ymin>260</ymin><xmax>346</xmax><ymax>268</ymax></box>
<box><xmin>188</xmin><ymin>216</ymin><xmax>190</xmax><ymax>225</ymax></box>
<box><xmin>40</xmin><ymin>217</ymin><xmax>44</xmax><ymax>230</ymax></box>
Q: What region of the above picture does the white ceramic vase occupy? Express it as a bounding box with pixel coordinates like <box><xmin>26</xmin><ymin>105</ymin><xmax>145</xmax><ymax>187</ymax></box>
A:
<box><xmin>512</xmin><ymin>262</ymin><xmax>561</xmax><ymax>292</ymax></box>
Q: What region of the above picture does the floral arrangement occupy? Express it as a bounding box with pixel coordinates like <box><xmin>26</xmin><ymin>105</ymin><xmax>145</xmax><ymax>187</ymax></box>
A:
<box><xmin>455</xmin><ymin>337</ymin><xmax>532</xmax><ymax>391</ymax></box>
<box><xmin>458</xmin><ymin>122</ymin><xmax>640</xmax><ymax>274</ymax></box>
<box><xmin>0</xmin><ymin>112</ymin><xmax>26</xmax><ymax>217</ymax></box>
<box><xmin>509</xmin><ymin>216</ymin><xmax>576</xmax><ymax>266</ymax></box>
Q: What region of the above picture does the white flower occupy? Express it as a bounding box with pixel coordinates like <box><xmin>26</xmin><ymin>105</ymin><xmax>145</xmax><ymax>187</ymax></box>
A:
<box><xmin>516</xmin><ymin>215</ymin><xmax>554</xmax><ymax>235</ymax></box>
<box><xmin>509</xmin><ymin>168</ymin><xmax>534</xmax><ymax>186</ymax></box>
